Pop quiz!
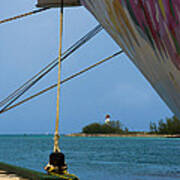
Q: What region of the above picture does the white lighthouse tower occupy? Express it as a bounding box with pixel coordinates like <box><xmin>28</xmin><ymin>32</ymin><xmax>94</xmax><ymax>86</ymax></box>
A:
<box><xmin>105</xmin><ymin>114</ymin><xmax>111</xmax><ymax>124</ymax></box>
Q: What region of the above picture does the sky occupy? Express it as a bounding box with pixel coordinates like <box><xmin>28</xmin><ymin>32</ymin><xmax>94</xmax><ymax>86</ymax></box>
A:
<box><xmin>0</xmin><ymin>0</ymin><xmax>173</xmax><ymax>134</ymax></box>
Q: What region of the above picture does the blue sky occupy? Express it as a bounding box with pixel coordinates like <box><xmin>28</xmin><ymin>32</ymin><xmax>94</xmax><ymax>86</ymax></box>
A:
<box><xmin>0</xmin><ymin>0</ymin><xmax>173</xmax><ymax>134</ymax></box>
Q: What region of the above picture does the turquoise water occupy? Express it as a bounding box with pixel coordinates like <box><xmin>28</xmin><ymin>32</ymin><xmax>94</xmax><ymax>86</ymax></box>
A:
<box><xmin>0</xmin><ymin>135</ymin><xmax>180</xmax><ymax>180</ymax></box>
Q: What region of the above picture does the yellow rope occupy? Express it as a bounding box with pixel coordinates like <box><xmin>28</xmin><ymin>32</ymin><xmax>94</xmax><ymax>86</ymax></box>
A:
<box><xmin>0</xmin><ymin>51</ymin><xmax>123</xmax><ymax>115</ymax></box>
<box><xmin>54</xmin><ymin>2</ymin><xmax>64</xmax><ymax>153</ymax></box>
<box><xmin>0</xmin><ymin>8</ymin><xmax>49</xmax><ymax>25</ymax></box>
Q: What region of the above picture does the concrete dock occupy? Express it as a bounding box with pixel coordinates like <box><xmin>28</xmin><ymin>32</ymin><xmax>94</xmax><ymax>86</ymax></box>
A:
<box><xmin>0</xmin><ymin>162</ymin><xmax>79</xmax><ymax>180</ymax></box>
<box><xmin>0</xmin><ymin>170</ymin><xmax>28</xmax><ymax>180</ymax></box>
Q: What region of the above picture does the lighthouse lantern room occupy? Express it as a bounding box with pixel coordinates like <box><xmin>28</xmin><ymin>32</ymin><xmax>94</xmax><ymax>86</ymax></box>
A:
<box><xmin>105</xmin><ymin>114</ymin><xmax>111</xmax><ymax>124</ymax></box>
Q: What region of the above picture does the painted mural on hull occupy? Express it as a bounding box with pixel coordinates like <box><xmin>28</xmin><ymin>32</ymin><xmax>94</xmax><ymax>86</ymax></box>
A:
<box><xmin>81</xmin><ymin>0</ymin><xmax>180</xmax><ymax>118</ymax></box>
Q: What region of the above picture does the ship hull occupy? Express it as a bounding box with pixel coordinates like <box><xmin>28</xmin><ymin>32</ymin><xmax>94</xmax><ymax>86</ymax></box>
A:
<box><xmin>82</xmin><ymin>0</ymin><xmax>180</xmax><ymax>118</ymax></box>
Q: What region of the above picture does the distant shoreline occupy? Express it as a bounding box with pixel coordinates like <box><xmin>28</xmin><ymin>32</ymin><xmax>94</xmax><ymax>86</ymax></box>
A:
<box><xmin>66</xmin><ymin>133</ymin><xmax>180</xmax><ymax>138</ymax></box>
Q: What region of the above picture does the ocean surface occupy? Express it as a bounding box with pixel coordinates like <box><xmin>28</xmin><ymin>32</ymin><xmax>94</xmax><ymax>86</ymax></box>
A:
<box><xmin>0</xmin><ymin>135</ymin><xmax>180</xmax><ymax>180</ymax></box>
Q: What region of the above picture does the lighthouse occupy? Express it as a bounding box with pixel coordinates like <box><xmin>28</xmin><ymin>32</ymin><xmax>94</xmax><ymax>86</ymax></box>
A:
<box><xmin>105</xmin><ymin>114</ymin><xmax>111</xmax><ymax>124</ymax></box>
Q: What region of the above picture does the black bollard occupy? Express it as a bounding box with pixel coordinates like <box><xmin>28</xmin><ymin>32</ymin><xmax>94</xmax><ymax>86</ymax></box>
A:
<box><xmin>46</xmin><ymin>152</ymin><xmax>68</xmax><ymax>174</ymax></box>
<box><xmin>49</xmin><ymin>152</ymin><xmax>65</xmax><ymax>167</ymax></box>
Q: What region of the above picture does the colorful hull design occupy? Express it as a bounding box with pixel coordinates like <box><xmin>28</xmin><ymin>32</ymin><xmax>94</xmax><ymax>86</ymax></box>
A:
<box><xmin>82</xmin><ymin>0</ymin><xmax>180</xmax><ymax>118</ymax></box>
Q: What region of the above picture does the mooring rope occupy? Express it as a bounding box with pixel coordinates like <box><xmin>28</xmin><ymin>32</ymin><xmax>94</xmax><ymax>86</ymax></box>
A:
<box><xmin>0</xmin><ymin>51</ymin><xmax>123</xmax><ymax>115</ymax></box>
<box><xmin>0</xmin><ymin>57</ymin><xmax>58</xmax><ymax>107</ymax></box>
<box><xmin>54</xmin><ymin>1</ymin><xmax>64</xmax><ymax>153</ymax></box>
<box><xmin>0</xmin><ymin>62</ymin><xmax>58</xmax><ymax>113</ymax></box>
<box><xmin>0</xmin><ymin>8</ymin><xmax>50</xmax><ymax>25</ymax></box>
<box><xmin>0</xmin><ymin>25</ymin><xmax>102</xmax><ymax>107</ymax></box>
<box><xmin>0</xmin><ymin>24</ymin><xmax>102</xmax><ymax>109</ymax></box>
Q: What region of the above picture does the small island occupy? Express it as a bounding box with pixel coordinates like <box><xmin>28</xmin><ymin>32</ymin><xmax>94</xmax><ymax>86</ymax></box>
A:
<box><xmin>67</xmin><ymin>115</ymin><xmax>180</xmax><ymax>138</ymax></box>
